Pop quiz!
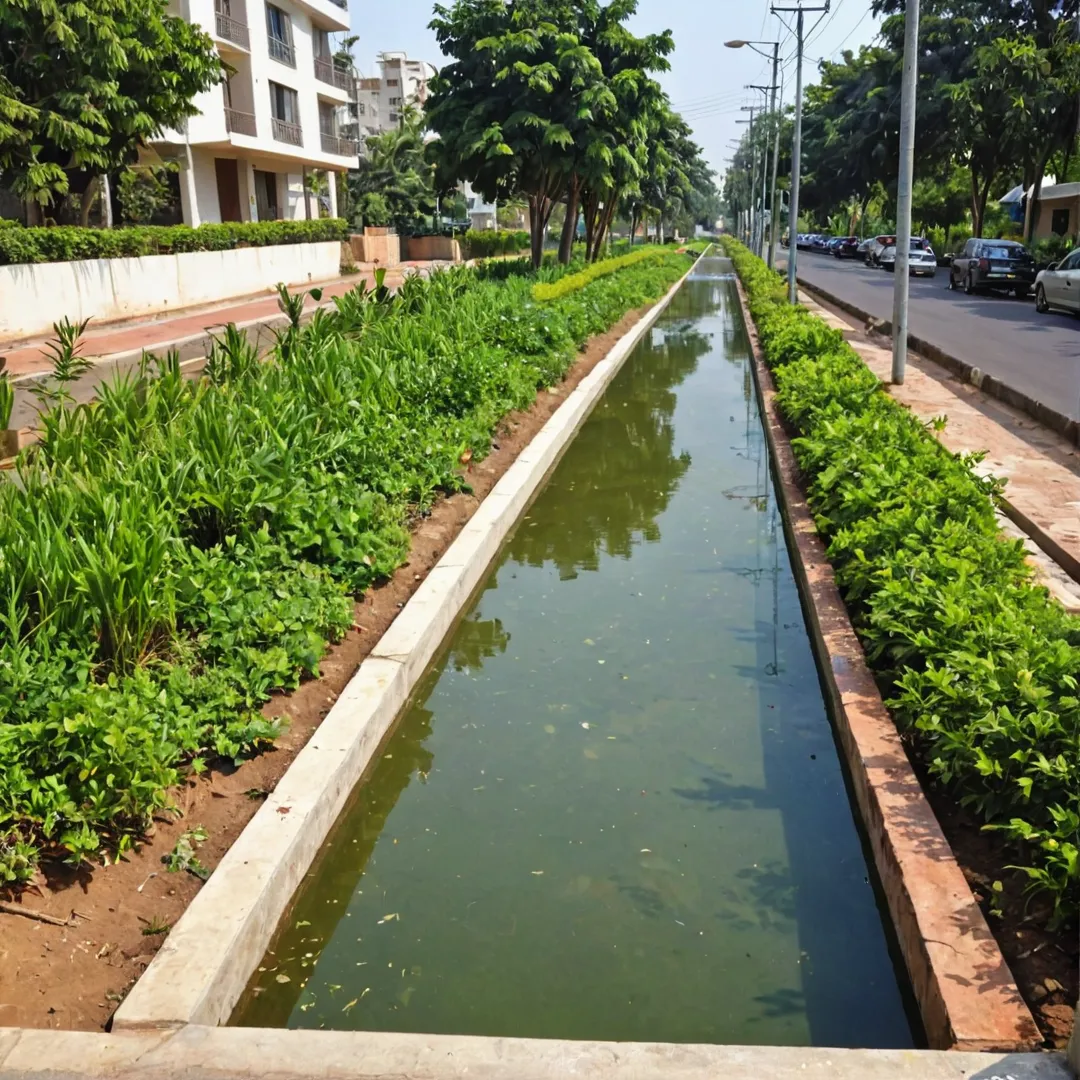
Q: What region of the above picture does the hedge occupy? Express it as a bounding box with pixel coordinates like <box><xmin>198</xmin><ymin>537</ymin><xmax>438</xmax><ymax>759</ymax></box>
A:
<box><xmin>460</xmin><ymin>229</ymin><xmax>530</xmax><ymax>259</ymax></box>
<box><xmin>724</xmin><ymin>235</ymin><xmax>1080</xmax><ymax>920</ymax></box>
<box><xmin>0</xmin><ymin>218</ymin><xmax>350</xmax><ymax>266</ymax></box>
<box><xmin>531</xmin><ymin>247</ymin><xmax>669</xmax><ymax>301</ymax></box>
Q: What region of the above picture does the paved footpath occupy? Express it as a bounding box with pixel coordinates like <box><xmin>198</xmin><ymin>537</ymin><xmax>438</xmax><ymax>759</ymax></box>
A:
<box><xmin>799</xmin><ymin>288</ymin><xmax>1080</xmax><ymax>606</ymax></box>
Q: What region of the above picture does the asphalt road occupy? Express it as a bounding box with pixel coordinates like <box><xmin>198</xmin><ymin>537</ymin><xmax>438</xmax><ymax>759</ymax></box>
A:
<box><xmin>780</xmin><ymin>251</ymin><xmax>1080</xmax><ymax>420</ymax></box>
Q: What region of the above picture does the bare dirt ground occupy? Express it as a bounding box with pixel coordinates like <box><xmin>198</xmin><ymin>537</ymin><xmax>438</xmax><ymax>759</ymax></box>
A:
<box><xmin>0</xmin><ymin>308</ymin><xmax>648</xmax><ymax>1032</ymax></box>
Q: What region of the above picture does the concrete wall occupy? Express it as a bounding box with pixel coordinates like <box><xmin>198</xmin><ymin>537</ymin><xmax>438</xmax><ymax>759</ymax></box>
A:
<box><xmin>1034</xmin><ymin>195</ymin><xmax>1080</xmax><ymax>241</ymax></box>
<box><xmin>0</xmin><ymin>241</ymin><xmax>341</xmax><ymax>340</ymax></box>
<box><xmin>349</xmin><ymin>229</ymin><xmax>401</xmax><ymax>266</ymax></box>
<box><xmin>404</xmin><ymin>235</ymin><xmax>462</xmax><ymax>262</ymax></box>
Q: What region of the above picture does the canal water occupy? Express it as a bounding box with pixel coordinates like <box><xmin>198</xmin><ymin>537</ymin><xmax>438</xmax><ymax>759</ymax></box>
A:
<box><xmin>233</xmin><ymin>256</ymin><xmax>917</xmax><ymax>1047</ymax></box>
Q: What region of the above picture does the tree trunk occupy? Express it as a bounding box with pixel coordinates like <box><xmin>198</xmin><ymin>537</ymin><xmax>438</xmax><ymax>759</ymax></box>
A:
<box><xmin>1024</xmin><ymin>152</ymin><xmax>1050</xmax><ymax>243</ymax></box>
<box><xmin>594</xmin><ymin>201</ymin><xmax>617</xmax><ymax>258</ymax></box>
<box><xmin>658</xmin><ymin>217</ymin><xmax>665</xmax><ymax>244</ymax></box>
<box><xmin>80</xmin><ymin>177</ymin><xmax>100</xmax><ymax>227</ymax></box>
<box><xmin>558</xmin><ymin>175</ymin><xmax>580</xmax><ymax>265</ymax></box>
<box><xmin>581</xmin><ymin>189</ymin><xmax>599</xmax><ymax>263</ymax></box>
<box><xmin>970</xmin><ymin>168</ymin><xmax>984</xmax><ymax>238</ymax></box>
<box><xmin>528</xmin><ymin>193</ymin><xmax>546</xmax><ymax>269</ymax></box>
<box><xmin>629</xmin><ymin>210</ymin><xmax>637</xmax><ymax>246</ymax></box>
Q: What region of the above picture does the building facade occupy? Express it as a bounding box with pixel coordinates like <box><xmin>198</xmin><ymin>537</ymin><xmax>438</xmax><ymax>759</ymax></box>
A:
<box><xmin>156</xmin><ymin>0</ymin><xmax>359</xmax><ymax>225</ymax></box>
<box><xmin>341</xmin><ymin>52</ymin><xmax>437</xmax><ymax>149</ymax></box>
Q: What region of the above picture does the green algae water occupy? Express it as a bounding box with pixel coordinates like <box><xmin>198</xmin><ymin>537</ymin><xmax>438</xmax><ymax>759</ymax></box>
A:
<box><xmin>233</xmin><ymin>257</ymin><xmax>917</xmax><ymax>1047</ymax></box>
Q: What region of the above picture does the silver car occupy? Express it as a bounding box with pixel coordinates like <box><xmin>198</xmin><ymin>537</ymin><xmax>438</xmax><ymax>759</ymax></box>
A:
<box><xmin>1035</xmin><ymin>249</ymin><xmax>1080</xmax><ymax>314</ymax></box>
<box><xmin>879</xmin><ymin>238</ymin><xmax>937</xmax><ymax>276</ymax></box>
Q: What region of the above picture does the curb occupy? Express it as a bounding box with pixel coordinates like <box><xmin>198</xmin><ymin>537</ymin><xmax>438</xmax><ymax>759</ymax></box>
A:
<box><xmin>111</xmin><ymin>256</ymin><xmax>702</xmax><ymax>1032</ymax></box>
<box><xmin>796</xmin><ymin>277</ymin><xmax>1080</xmax><ymax>446</ymax></box>
<box><xmin>731</xmin><ymin>272</ymin><xmax>1041</xmax><ymax>1053</ymax></box>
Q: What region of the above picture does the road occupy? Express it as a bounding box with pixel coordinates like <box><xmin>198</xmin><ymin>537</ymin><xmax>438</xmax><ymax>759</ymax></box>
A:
<box><xmin>781</xmin><ymin>251</ymin><xmax>1080</xmax><ymax>420</ymax></box>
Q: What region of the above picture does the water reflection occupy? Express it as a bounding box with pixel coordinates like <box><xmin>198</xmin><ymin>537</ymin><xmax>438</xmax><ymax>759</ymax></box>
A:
<box><xmin>507</xmin><ymin>322</ymin><xmax>711</xmax><ymax>579</ymax></box>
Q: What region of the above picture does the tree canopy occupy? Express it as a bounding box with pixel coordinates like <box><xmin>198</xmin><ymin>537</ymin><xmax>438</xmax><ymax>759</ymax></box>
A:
<box><xmin>0</xmin><ymin>0</ymin><xmax>222</xmax><ymax>219</ymax></box>
<box><xmin>425</xmin><ymin>0</ymin><xmax>715</xmax><ymax>265</ymax></box>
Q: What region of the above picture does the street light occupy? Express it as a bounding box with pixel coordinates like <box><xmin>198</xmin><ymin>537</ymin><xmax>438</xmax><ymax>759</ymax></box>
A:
<box><xmin>725</xmin><ymin>39</ymin><xmax>781</xmax><ymax>268</ymax></box>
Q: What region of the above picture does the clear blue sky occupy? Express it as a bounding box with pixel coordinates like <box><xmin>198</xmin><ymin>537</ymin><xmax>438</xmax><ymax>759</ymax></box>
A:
<box><xmin>348</xmin><ymin>1</ymin><xmax>881</xmax><ymax>181</ymax></box>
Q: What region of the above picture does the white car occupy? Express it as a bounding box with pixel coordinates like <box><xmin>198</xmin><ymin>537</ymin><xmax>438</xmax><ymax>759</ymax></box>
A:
<box><xmin>1035</xmin><ymin>249</ymin><xmax>1080</xmax><ymax>314</ymax></box>
<box><xmin>879</xmin><ymin>238</ymin><xmax>937</xmax><ymax>277</ymax></box>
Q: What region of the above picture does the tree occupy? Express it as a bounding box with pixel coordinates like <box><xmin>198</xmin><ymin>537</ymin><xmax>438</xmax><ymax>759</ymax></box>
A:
<box><xmin>349</xmin><ymin>107</ymin><xmax>436</xmax><ymax>233</ymax></box>
<box><xmin>0</xmin><ymin>0</ymin><xmax>222</xmax><ymax>220</ymax></box>
<box><xmin>427</xmin><ymin>0</ymin><xmax>611</xmax><ymax>267</ymax></box>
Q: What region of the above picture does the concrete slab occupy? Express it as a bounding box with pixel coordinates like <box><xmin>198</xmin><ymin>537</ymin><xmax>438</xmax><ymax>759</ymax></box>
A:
<box><xmin>0</xmin><ymin>1026</ymin><xmax>1071</xmax><ymax>1080</ymax></box>
<box><xmin>732</xmin><ymin>274</ymin><xmax>1041</xmax><ymax>1053</ymax></box>
<box><xmin>112</xmin><ymin>257</ymin><xmax>700</xmax><ymax>1032</ymax></box>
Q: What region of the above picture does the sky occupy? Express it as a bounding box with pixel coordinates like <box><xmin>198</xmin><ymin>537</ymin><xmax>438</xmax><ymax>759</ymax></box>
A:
<box><xmin>347</xmin><ymin>0</ymin><xmax>882</xmax><ymax>181</ymax></box>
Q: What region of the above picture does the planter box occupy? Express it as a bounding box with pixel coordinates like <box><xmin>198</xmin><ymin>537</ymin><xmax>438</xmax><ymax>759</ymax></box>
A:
<box><xmin>405</xmin><ymin>235</ymin><xmax>462</xmax><ymax>262</ymax></box>
<box><xmin>348</xmin><ymin>230</ymin><xmax>400</xmax><ymax>267</ymax></box>
<box><xmin>0</xmin><ymin>242</ymin><xmax>342</xmax><ymax>342</ymax></box>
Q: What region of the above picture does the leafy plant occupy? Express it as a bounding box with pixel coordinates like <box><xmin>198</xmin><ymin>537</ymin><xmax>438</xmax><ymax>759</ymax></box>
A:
<box><xmin>163</xmin><ymin>826</ymin><xmax>209</xmax><ymax>879</ymax></box>
<box><xmin>725</xmin><ymin>235</ymin><xmax>1080</xmax><ymax>921</ymax></box>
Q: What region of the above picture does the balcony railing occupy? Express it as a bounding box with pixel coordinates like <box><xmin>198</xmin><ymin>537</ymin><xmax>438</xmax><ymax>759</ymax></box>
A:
<box><xmin>314</xmin><ymin>56</ymin><xmax>351</xmax><ymax>91</ymax></box>
<box><xmin>321</xmin><ymin>132</ymin><xmax>358</xmax><ymax>156</ymax></box>
<box><xmin>215</xmin><ymin>11</ymin><xmax>250</xmax><ymax>48</ymax></box>
<box><xmin>224</xmin><ymin>107</ymin><xmax>257</xmax><ymax>137</ymax></box>
<box><xmin>267</xmin><ymin>35</ymin><xmax>295</xmax><ymax>66</ymax></box>
<box><xmin>272</xmin><ymin>117</ymin><xmax>303</xmax><ymax>146</ymax></box>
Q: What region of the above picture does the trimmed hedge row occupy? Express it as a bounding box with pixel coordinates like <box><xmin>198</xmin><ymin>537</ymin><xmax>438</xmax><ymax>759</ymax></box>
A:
<box><xmin>724</xmin><ymin>236</ymin><xmax>1080</xmax><ymax>920</ymax></box>
<box><xmin>0</xmin><ymin>219</ymin><xmax>349</xmax><ymax>266</ymax></box>
<box><xmin>461</xmin><ymin>229</ymin><xmax>530</xmax><ymax>259</ymax></box>
<box><xmin>531</xmin><ymin>247</ymin><xmax>668</xmax><ymax>302</ymax></box>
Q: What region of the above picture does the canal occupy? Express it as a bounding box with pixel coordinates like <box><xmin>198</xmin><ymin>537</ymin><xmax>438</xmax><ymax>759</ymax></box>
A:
<box><xmin>233</xmin><ymin>255</ymin><xmax>917</xmax><ymax>1047</ymax></box>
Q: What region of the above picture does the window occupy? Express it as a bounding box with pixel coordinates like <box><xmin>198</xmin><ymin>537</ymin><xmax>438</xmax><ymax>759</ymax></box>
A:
<box><xmin>313</xmin><ymin>28</ymin><xmax>331</xmax><ymax>59</ymax></box>
<box><xmin>269</xmin><ymin>81</ymin><xmax>299</xmax><ymax>123</ymax></box>
<box><xmin>389</xmin><ymin>111</ymin><xmax>398</xmax><ymax>124</ymax></box>
<box><xmin>386</xmin><ymin>78</ymin><xmax>399</xmax><ymax>87</ymax></box>
<box><xmin>265</xmin><ymin>3</ymin><xmax>294</xmax><ymax>65</ymax></box>
<box><xmin>319</xmin><ymin>102</ymin><xmax>336</xmax><ymax>135</ymax></box>
<box><xmin>1052</xmin><ymin>208</ymin><xmax>1071</xmax><ymax>236</ymax></box>
<box><xmin>388</xmin><ymin>95</ymin><xmax>401</xmax><ymax>105</ymax></box>
<box><xmin>963</xmin><ymin>239</ymin><xmax>976</xmax><ymax>257</ymax></box>
<box><xmin>1058</xmin><ymin>251</ymin><xmax>1080</xmax><ymax>272</ymax></box>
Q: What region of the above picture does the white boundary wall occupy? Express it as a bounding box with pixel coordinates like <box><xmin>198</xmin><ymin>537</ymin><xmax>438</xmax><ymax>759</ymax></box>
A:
<box><xmin>0</xmin><ymin>241</ymin><xmax>341</xmax><ymax>340</ymax></box>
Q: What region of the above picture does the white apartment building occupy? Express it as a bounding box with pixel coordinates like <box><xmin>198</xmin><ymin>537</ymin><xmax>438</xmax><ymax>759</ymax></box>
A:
<box><xmin>342</xmin><ymin>52</ymin><xmax>437</xmax><ymax>148</ymax></box>
<box><xmin>156</xmin><ymin>0</ymin><xmax>360</xmax><ymax>225</ymax></box>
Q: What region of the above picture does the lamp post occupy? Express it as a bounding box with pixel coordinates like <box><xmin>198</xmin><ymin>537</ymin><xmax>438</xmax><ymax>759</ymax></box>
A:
<box><xmin>725</xmin><ymin>40</ymin><xmax>781</xmax><ymax>267</ymax></box>
<box><xmin>736</xmin><ymin>110</ymin><xmax>757</xmax><ymax>251</ymax></box>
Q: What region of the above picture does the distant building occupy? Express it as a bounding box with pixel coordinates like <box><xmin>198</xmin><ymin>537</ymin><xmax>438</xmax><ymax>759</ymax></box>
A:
<box><xmin>341</xmin><ymin>51</ymin><xmax>438</xmax><ymax>149</ymax></box>
<box><xmin>154</xmin><ymin>0</ymin><xmax>360</xmax><ymax>224</ymax></box>
<box><xmin>462</xmin><ymin>182</ymin><xmax>497</xmax><ymax>231</ymax></box>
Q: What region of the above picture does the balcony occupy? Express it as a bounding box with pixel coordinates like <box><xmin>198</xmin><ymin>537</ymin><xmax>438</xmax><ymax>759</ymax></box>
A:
<box><xmin>224</xmin><ymin>108</ymin><xmax>257</xmax><ymax>137</ymax></box>
<box><xmin>314</xmin><ymin>56</ymin><xmax>351</xmax><ymax>92</ymax></box>
<box><xmin>267</xmin><ymin>35</ymin><xmax>295</xmax><ymax>67</ymax></box>
<box><xmin>272</xmin><ymin>117</ymin><xmax>304</xmax><ymax>146</ymax></box>
<box><xmin>321</xmin><ymin>132</ymin><xmax>358</xmax><ymax>156</ymax></box>
<box><xmin>214</xmin><ymin>10</ymin><xmax>250</xmax><ymax>48</ymax></box>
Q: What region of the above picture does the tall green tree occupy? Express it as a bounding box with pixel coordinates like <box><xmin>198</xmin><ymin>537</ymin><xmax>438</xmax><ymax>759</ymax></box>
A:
<box><xmin>0</xmin><ymin>0</ymin><xmax>222</xmax><ymax>220</ymax></box>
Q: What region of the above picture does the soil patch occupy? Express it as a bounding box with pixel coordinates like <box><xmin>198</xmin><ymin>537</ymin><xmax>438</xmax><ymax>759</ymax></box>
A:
<box><xmin>0</xmin><ymin>306</ymin><xmax>650</xmax><ymax>1032</ymax></box>
<box><xmin>916</xmin><ymin>760</ymin><xmax>1079</xmax><ymax>1049</ymax></box>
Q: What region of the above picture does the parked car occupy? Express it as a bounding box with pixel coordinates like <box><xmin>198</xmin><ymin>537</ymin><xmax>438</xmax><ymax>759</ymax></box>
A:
<box><xmin>856</xmin><ymin>238</ymin><xmax>874</xmax><ymax>259</ymax></box>
<box><xmin>810</xmin><ymin>234</ymin><xmax>833</xmax><ymax>252</ymax></box>
<box><xmin>879</xmin><ymin>237</ymin><xmax>937</xmax><ymax>276</ymax></box>
<box><xmin>865</xmin><ymin>235</ymin><xmax>897</xmax><ymax>266</ymax></box>
<box><xmin>948</xmin><ymin>238</ymin><xmax>1035</xmax><ymax>297</ymax></box>
<box><xmin>1035</xmin><ymin>249</ymin><xmax>1080</xmax><ymax>314</ymax></box>
<box><xmin>833</xmin><ymin>236</ymin><xmax>860</xmax><ymax>259</ymax></box>
<box><xmin>796</xmin><ymin>233</ymin><xmax>814</xmax><ymax>250</ymax></box>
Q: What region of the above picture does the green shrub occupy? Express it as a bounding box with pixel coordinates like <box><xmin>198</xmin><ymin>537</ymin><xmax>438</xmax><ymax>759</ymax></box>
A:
<box><xmin>0</xmin><ymin>248</ymin><xmax>691</xmax><ymax>883</ymax></box>
<box><xmin>0</xmin><ymin>219</ymin><xmax>350</xmax><ymax>266</ymax></box>
<box><xmin>531</xmin><ymin>247</ymin><xmax>672</xmax><ymax>302</ymax></box>
<box><xmin>460</xmin><ymin>229</ymin><xmax>530</xmax><ymax>260</ymax></box>
<box><xmin>724</xmin><ymin>235</ymin><xmax>1080</xmax><ymax>921</ymax></box>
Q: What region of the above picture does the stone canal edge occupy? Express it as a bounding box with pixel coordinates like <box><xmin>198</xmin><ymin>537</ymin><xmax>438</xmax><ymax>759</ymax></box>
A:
<box><xmin>730</xmin><ymin>269</ymin><xmax>1041</xmax><ymax>1053</ymax></box>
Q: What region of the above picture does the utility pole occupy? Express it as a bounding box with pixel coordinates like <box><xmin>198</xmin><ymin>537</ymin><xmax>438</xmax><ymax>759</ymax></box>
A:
<box><xmin>891</xmin><ymin>0</ymin><xmax>920</xmax><ymax>384</ymax></box>
<box><xmin>748</xmin><ymin>84</ymin><xmax>776</xmax><ymax>259</ymax></box>
<box><xmin>724</xmin><ymin>39</ymin><xmax>782</xmax><ymax>268</ymax></box>
<box><xmin>737</xmin><ymin>109</ymin><xmax>758</xmax><ymax>254</ymax></box>
<box><xmin>773</xmin><ymin>1</ymin><xmax>829</xmax><ymax>302</ymax></box>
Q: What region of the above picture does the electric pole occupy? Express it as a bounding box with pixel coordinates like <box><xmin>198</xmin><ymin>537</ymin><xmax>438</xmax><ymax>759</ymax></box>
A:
<box><xmin>773</xmin><ymin>2</ymin><xmax>829</xmax><ymax>302</ymax></box>
<box><xmin>748</xmin><ymin>84</ymin><xmax>776</xmax><ymax>259</ymax></box>
<box><xmin>737</xmin><ymin>108</ymin><xmax>758</xmax><ymax>254</ymax></box>
<box><xmin>891</xmin><ymin>0</ymin><xmax>920</xmax><ymax>384</ymax></box>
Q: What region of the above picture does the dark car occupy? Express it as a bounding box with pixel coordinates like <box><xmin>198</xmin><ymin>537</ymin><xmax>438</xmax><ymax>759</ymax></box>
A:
<box><xmin>833</xmin><ymin>236</ymin><xmax>860</xmax><ymax>259</ymax></box>
<box><xmin>948</xmin><ymin>238</ymin><xmax>1035</xmax><ymax>297</ymax></box>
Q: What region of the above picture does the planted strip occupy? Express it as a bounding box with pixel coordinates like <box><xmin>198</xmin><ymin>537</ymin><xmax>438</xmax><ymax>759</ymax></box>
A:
<box><xmin>724</xmin><ymin>237</ymin><xmax>1080</xmax><ymax>922</ymax></box>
